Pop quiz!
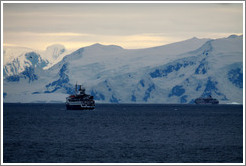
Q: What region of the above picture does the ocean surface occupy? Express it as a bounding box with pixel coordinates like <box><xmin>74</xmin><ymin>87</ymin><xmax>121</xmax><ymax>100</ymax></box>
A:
<box><xmin>3</xmin><ymin>103</ymin><xmax>243</xmax><ymax>163</ymax></box>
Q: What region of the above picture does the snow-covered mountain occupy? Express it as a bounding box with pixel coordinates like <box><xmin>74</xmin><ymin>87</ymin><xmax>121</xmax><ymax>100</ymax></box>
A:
<box><xmin>3</xmin><ymin>46</ymin><xmax>33</xmax><ymax>65</ymax></box>
<box><xmin>3</xmin><ymin>35</ymin><xmax>243</xmax><ymax>104</ymax></box>
<box><xmin>3</xmin><ymin>44</ymin><xmax>72</xmax><ymax>77</ymax></box>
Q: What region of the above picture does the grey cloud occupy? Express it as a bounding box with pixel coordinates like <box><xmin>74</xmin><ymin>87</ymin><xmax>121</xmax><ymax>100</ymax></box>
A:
<box><xmin>3</xmin><ymin>3</ymin><xmax>243</xmax><ymax>49</ymax></box>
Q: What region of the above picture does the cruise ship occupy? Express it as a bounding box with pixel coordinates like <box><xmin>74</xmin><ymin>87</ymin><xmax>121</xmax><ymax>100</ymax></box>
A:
<box><xmin>195</xmin><ymin>95</ymin><xmax>219</xmax><ymax>104</ymax></box>
<box><xmin>66</xmin><ymin>84</ymin><xmax>95</xmax><ymax>110</ymax></box>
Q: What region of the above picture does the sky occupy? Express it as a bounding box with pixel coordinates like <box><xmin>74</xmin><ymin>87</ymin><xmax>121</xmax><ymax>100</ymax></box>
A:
<box><xmin>3</xmin><ymin>2</ymin><xmax>244</xmax><ymax>50</ymax></box>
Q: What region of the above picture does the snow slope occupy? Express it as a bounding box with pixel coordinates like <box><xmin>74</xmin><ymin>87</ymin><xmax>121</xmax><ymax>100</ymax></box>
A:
<box><xmin>3</xmin><ymin>44</ymin><xmax>72</xmax><ymax>77</ymax></box>
<box><xmin>3</xmin><ymin>35</ymin><xmax>243</xmax><ymax>104</ymax></box>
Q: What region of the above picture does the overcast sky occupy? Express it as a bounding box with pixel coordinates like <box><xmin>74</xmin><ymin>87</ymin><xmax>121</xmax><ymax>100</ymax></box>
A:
<box><xmin>3</xmin><ymin>2</ymin><xmax>244</xmax><ymax>50</ymax></box>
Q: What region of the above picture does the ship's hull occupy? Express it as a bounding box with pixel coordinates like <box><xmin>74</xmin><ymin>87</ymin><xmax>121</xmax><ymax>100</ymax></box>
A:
<box><xmin>66</xmin><ymin>103</ymin><xmax>95</xmax><ymax>110</ymax></box>
<box><xmin>195</xmin><ymin>102</ymin><xmax>219</xmax><ymax>104</ymax></box>
<box><xmin>66</xmin><ymin>104</ymin><xmax>95</xmax><ymax>110</ymax></box>
<box><xmin>194</xmin><ymin>99</ymin><xmax>219</xmax><ymax>104</ymax></box>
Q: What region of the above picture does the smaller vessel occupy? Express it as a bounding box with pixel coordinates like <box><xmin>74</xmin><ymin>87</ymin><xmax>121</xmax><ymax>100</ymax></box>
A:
<box><xmin>66</xmin><ymin>84</ymin><xmax>95</xmax><ymax>110</ymax></box>
<box><xmin>195</xmin><ymin>95</ymin><xmax>219</xmax><ymax>104</ymax></box>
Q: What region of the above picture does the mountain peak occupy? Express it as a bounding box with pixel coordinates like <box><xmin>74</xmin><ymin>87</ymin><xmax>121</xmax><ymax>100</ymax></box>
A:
<box><xmin>46</xmin><ymin>44</ymin><xmax>65</xmax><ymax>51</ymax></box>
<box><xmin>227</xmin><ymin>34</ymin><xmax>240</xmax><ymax>39</ymax></box>
<box><xmin>86</xmin><ymin>43</ymin><xmax>123</xmax><ymax>51</ymax></box>
<box><xmin>89</xmin><ymin>43</ymin><xmax>122</xmax><ymax>49</ymax></box>
<box><xmin>91</xmin><ymin>43</ymin><xmax>104</xmax><ymax>47</ymax></box>
<box><xmin>190</xmin><ymin>37</ymin><xmax>198</xmax><ymax>40</ymax></box>
<box><xmin>45</xmin><ymin>44</ymin><xmax>66</xmax><ymax>60</ymax></box>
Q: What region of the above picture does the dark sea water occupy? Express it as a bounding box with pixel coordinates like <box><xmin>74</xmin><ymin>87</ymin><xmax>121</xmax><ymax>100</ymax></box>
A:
<box><xmin>3</xmin><ymin>103</ymin><xmax>243</xmax><ymax>163</ymax></box>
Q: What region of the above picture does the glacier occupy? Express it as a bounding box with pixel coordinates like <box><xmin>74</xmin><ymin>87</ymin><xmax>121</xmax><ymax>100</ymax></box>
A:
<box><xmin>3</xmin><ymin>44</ymin><xmax>73</xmax><ymax>77</ymax></box>
<box><xmin>3</xmin><ymin>35</ymin><xmax>243</xmax><ymax>104</ymax></box>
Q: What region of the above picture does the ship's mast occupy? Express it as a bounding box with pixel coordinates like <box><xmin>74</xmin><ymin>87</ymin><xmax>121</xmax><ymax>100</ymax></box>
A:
<box><xmin>75</xmin><ymin>82</ymin><xmax>78</xmax><ymax>94</ymax></box>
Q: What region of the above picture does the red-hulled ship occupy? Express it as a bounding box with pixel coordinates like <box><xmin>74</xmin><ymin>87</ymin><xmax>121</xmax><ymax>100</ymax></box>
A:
<box><xmin>66</xmin><ymin>84</ymin><xmax>95</xmax><ymax>110</ymax></box>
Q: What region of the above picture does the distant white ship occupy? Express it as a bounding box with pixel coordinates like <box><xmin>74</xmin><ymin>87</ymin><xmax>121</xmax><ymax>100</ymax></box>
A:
<box><xmin>66</xmin><ymin>84</ymin><xmax>95</xmax><ymax>110</ymax></box>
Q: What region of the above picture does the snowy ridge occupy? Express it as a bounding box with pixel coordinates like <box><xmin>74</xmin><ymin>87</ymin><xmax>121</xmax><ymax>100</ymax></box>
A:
<box><xmin>3</xmin><ymin>46</ymin><xmax>34</xmax><ymax>65</ymax></box>
<box><xmin>3</xmin><ymin>51</ymin><xmax>48</xmax><ymax>77</ymax></box>
<box><xmin>3</xmin><ymin>35</ymin><xmax>243</xmax><ymax>104</ymax></box>
<box><xmin>3</xmin><ymin>44</ymin><xmax>73</xmax><ymax>77</ymax></box>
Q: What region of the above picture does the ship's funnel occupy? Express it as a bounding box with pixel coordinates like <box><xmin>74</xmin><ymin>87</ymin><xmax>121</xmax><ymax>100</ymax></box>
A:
<box><xmin>78</xmin><ymin>85</ymin><xmax>82</xmax><ymax>90</ymax></box>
